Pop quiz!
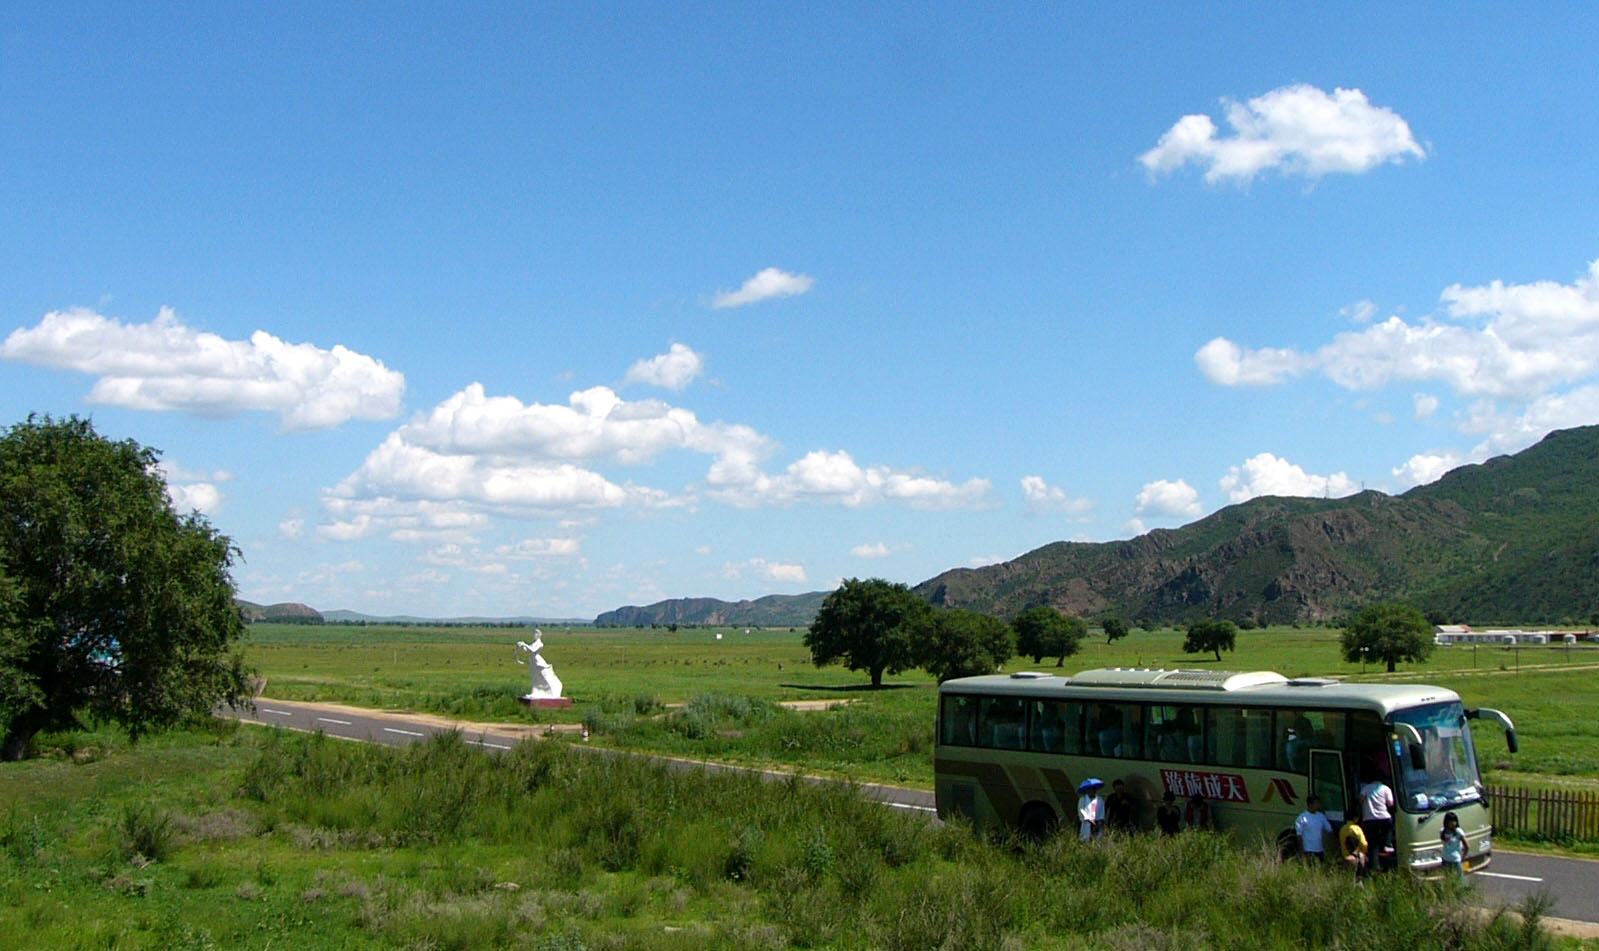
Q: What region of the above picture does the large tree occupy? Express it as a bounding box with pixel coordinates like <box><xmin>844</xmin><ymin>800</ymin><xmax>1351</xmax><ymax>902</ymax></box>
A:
<box><xmin>1183</xmin><ymin>619</ymin><xmax>1237</xmax><ymax>662</ymax></box>
<box><xmin>1101</xmin><ymin>616</ymin><xmax>1130</xmax><ymax>646</ymax></box>
<box><xmin>804</xmin><ymin>578</ymin><xmax>930</xmax><ymax>687</ymax></box>
<box><xmin>1341</xmin><ymin>603</ymin><xmax>1433</xmax><ymax>673</ymax></box>
<box><xmin>0</xmin><ymin>416</ymin><xmax>251</xmax><ymax>760</ymax></box>
<box><xmin>913</xmin><ymin>608</ymin><xmax>1015</xmax><ymax>683</ymax></box>
<box><xmin>1011</xmin><ymin>606</ymin><xmax>1085</xmax><ymax>667</ymax></box>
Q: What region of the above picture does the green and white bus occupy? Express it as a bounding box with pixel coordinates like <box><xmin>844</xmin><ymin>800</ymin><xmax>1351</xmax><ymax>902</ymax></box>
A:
<box><xmin>935</xmin><ymin>668</ymin><xmax>1517</xmax><ymax>873</ymax></box>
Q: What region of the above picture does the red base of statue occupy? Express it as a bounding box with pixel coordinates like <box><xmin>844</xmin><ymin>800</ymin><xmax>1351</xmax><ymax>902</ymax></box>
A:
<box><xmin>520</xmin><ymin>697</ymin><xmax>573</xmax><ymax>709</ymax></box>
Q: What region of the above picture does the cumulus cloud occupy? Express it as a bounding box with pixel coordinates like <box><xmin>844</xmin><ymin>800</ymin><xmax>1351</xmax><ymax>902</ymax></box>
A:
<box><xmin>624</xmin><ymin>343</ymin><xmax>705</xmax><ymax>391</ymax></box>
<box><xmin>1392</xmin><ymin>450</ymin><xmax>1468</xmax><ymax>489</ymax></box>
<box><xmin>1342</xmin><ymin>300</ymin><xmax>1379</xmax><ymax>323</ymax></box>
<box><xmin>722</xmin><ymin>558</ymin><xmax>808</xmax><ymax>583</ymax></box>
<box><xmin>1219</xmin><ymin>453</ymin><xmax>1359</xmax><ymax>503</ymax></box>
<box><xmin>1135</xmin><ymin>479</ymin><xmax>1203</xmax><ymax>518</ymax></box>
<box><xmin>711</xmin><ymin>267</ymin><xmax>815</xmax><ymax>309</ymax></box>
<box><xmin>323</xmin><ymin>379</ymin><xmax>990</xmax><ymax>541</ymax></box>
<box><xmin>707</xmin><ymin>448</ymin><xmax>991</xmax><ymax>510</ymax></box>
<box><xmin>157</xmin><ymin>459</ymin><xmax>230</xmax><ymax>515</ymax></box>
<box><xmin>851</xmin><ymin>541</ymin><xmax>893</xmax><ymax>558</ymax></box>
<box><xmin>1</xmin><ymin>307</ymin><xmax>405</xmax><ymax>429</ymax></box>
<box><xmin>1020</xmin><ymin>475</ymin><xmax>1093</xmax><ymax>517</ymax></box>
<box><xmin>278</xmin><ymin>518</ymin><xmax>305</xmax><ymax>539</ymax></box>
<box><xmin>1140</xmin><ymin>84</ymin><xmax>1426</xmax><ymax>183</ymax></box>
<box><xmin>1200</xmin><ymin>259</ymin><xmax>1599</xmax><ymax>460</ymax></box>
<box><xmin>1195</xmin><ymin>337</ymin><xmax>1310</xmax><ymax>386</ymax></box>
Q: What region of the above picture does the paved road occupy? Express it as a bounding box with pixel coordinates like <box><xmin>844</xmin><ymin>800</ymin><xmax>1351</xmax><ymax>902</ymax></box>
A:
<box><xmin>227</xmin><ymin>698</ymin><xmax>1593</xmax><ymax>927</ymax></box>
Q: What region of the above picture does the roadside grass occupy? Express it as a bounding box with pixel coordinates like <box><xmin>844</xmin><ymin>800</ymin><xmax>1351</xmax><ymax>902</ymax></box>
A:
<box><xmin>2</xmin><ymin>725</ymin><xmax>1582</xmax><ymax>949</ymax></box>
<box><xmin>243</xmin><ymin>623</ymin><xmax>1599</xmax><ymax>791</ymax></box>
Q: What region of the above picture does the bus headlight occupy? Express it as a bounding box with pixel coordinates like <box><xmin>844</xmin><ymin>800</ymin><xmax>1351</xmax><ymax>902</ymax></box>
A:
<box><xmin>1410</xmin><ymin>848</ymin><xmax>1442</xmax><ymax>868</ymax></box>
<box><xmin>1479</xmin><ymin>835</ymin><xmax>1491</xmax><ymax>855</ymax></box>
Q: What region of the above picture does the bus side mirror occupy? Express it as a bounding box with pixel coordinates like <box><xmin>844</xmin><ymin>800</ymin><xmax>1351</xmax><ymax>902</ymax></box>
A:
<box><xmin>1467</xmin><ymin>708</ymin><xmax>1519</xmax><ymax>754</ymax></box>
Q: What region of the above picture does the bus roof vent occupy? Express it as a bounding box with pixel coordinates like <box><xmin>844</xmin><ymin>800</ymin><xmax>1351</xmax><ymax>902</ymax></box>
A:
<box><xmin>1067</xmin><ymin>668</ymin><xmax>1289</xmax><ymax>691</ymax></box>
<box><xmin>1285</xmin><ymin>677</ymin><xmax>1340</xmax><ymax>687</ymax></box>
<box><xmin>1008</xmin><ymin>671</ymin><xmax>1052</xmax><ymax>679</ymax></box>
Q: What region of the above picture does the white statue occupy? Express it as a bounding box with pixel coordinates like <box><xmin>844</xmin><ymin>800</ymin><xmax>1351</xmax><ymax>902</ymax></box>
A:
<box><xmin>515</xmin><ymin>630</ymin><xmax>563</xmax><ymax>700</ymax></box>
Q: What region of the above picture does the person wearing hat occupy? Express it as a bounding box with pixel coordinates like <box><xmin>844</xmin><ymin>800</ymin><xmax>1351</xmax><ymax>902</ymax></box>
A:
<box><xmin>1077</xmin><ymin>779</ymin><xmax>1105</xmax><ymax>841</ymax></box>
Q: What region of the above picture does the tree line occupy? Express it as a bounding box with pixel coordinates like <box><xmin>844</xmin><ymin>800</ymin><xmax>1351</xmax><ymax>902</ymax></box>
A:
<box><xmin>805</xmin><ymin>577</ymin><xmax>1437</xmax><ymax>685</ymax></box>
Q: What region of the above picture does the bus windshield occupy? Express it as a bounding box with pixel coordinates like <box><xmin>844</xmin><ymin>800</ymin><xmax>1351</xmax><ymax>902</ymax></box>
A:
<box><xmin>1391</xmin><ymin>701</ymin><xmax>1482</xmax><ymax>811</ymax></box>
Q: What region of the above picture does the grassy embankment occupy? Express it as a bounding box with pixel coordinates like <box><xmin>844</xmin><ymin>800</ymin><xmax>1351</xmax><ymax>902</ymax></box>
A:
<box><xmin>0</xmin><ymin>722</ymin><xmax>1579</xmax><ymax>950</ymax></box>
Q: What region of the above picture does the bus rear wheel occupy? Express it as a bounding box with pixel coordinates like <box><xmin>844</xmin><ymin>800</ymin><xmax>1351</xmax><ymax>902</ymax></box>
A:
<box><xmin>1276</xmin><ymin>830</ymin><xmax>1299</xmax><ymax>860</ymax></box>
<box><xmin>1018</xmin><ymin>804</ymin><xmax>1058</xmax><ymax>842</ymax></box>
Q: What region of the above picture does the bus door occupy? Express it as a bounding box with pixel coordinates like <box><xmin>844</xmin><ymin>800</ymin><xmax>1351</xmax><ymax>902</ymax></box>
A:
<box><xmin>1309</xmin><ymin>750</ymin><xmax>1350</xmax><ymax>823</ymax></box>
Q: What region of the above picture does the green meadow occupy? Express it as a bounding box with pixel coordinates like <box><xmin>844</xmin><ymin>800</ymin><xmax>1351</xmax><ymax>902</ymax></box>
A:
<box><xmin>242</xmin><ymin>623</ymin><xmax>1599</xmax><ymax>792</ymax></box>
<box><xmin>0</xmin><ymin>723</ymin><xmax>1579</xmax><ymax>950</ymax></box>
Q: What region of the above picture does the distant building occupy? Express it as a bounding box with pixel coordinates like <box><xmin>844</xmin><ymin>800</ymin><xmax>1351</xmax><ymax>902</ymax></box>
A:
<box><xmin>1433</xmin><ymin>624</ymin><xmax>1552</xmax><ymax>645</ymax></box>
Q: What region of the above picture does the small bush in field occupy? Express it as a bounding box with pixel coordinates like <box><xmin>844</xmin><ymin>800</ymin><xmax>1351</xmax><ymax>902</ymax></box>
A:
<box><xmin>118</xmin><ymin>802</ymin><xmax>175</xmax><ymax>863</ymax></box>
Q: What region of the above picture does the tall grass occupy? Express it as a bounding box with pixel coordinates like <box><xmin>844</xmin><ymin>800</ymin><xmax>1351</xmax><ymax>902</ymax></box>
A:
<box><xmin>231</xmin><ymin>729</ymin><xmax>1558</xmax><ymax>950</ymax></box>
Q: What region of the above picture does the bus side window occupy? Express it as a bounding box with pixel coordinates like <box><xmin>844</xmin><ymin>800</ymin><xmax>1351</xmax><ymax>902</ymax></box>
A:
<box><xmin>1029</xmin><ymin>699</ymin><xmax>1084</xmax><ymax>754</ymax></box>
<box><xmin>981</xmin><ymin>696</ymin><xmax>1027</xmax><ymax>751</ymax></box>
<box><xmin>941</xmin><ymin>695</ymin><xmax>977</xmax><ymax>747</ymax></box>
<box><xmin>1206</xmin><ymin>707</ymin><xmax>1273</xmax><ymax>767</ymax></box>
<box><xmin>1149</xmin><ymin>705</ymin><xmax>1199</xmax><ymax>763</ymax></box>
<box><xmin>1280</xmin><ymin>709</ymin><xmax>1314</xmax><ymax>772</ymax></box>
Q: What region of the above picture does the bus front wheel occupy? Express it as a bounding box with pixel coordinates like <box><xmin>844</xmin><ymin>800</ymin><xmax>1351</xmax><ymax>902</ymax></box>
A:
<box><xmin>1018</xmin><ymin>804</ymin><xmax>1058</xmax><ymax>842</ymax></box>
<box><xmin>1276</xmin><ymin>830</ymin><xmax>1299</xmax><ymax>860</ymax></box>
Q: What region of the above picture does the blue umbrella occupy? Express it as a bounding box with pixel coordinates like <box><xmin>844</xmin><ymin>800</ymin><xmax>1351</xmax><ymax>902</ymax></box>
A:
<box><xmin>1078</xmin><ymin>777</ymin><xmax>1103</xmax><ymax>792</ymax></box>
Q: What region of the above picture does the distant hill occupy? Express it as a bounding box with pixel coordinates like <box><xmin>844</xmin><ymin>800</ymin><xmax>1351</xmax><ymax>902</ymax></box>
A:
<box><xmin>594</xmin><ymin>592</ymin><xmax>829</xmax><ymax>628</ymax></box>
<box><xmin>235</xmin><ymin>600</ymin><xmax>323</xmax><ymax>623</ymax></box>
<box><xmin>318</xmin><ymin>610</ymin><xmax>587</xmax><ymax>626</ymax></box>
<box><xmin>913</xmin><ymin>425</ymin><xmax>1599</xmax><ymax>626</ymax></box>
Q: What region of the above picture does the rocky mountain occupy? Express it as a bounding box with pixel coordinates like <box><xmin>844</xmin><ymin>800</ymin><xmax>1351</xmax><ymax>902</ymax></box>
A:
<box><xmin>913</xmin><ymin>425</ymin><xmax>1599</xmax><ymax>625</ymax></box>
<box><xmin>594</xmin><ymin>592</ymin><xmax>828</xmax><ymax>628</ymax></box>
<box><xmin>594</xmin><ymin>425</ymin><xmax>1599</xmax><ymax>628</ymax></box>
<box><xmin>235</xmin><ymin>600</ymin><xmax>323</xmax><ymax>623</ymax></box>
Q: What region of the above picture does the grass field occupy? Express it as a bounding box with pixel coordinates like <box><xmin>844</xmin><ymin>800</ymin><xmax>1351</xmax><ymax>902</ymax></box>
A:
<box><xmin>0</xmin><ymin>724</ymin><xmax>1579</xmax><ymax>950</ymax></box>
<box><xmin>241</xmin><ymin>623</ymin><xmax>1599</xmax><ymax>793</ymax></box>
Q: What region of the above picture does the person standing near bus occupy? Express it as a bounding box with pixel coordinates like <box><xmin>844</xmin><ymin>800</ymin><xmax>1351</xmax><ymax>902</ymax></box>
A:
<box><xmin>1077</xmin><ymin>780</ymin><xmax>1105</xmax><ymax>841</ymax></box>
<box><xmin>1358</xmin><ymin>768</ymin><xmax>1396</xmax><ymax>872</ymax></box>
<box><xmin>1184</xmin><ymin>792</ymin><xmax>1210</xmax><ymax>830</ymax></box>
<box><xmin>1106</xmin><ymin>779</ymin><xmax>1136</xmax><ymax>834</ymax></box>
<box><xmin>1339</xmin><ymin>818</ymin><xmax>1369</xmax><ymax>878</ymax></box>
<box><xmin>1439</xmin><ymin>811</ymin><xmax>1466</xmax><ymax>882</ymax></box>
<box><xmin>1294</xmin><ymin>794</ymin><xmax>1335</xmax><ymax>862</ymax></box>
<box><xmin>1156</xmin><ymin>791</ymin><xmax>1182</xmax><ymax>836</ymax></box>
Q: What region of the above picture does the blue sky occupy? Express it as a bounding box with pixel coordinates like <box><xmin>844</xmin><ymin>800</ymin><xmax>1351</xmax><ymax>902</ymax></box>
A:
<box><xmin>4</xmin><ymin>3</ymin><xmax>1597</xmax><ymax>619</ymax></box>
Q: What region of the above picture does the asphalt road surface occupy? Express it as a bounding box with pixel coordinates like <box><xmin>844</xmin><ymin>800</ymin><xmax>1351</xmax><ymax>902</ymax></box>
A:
<box><xmin>225</xmin><ymin>698</ymin><xmax>1596</xmax><ymax>928</ymax></box>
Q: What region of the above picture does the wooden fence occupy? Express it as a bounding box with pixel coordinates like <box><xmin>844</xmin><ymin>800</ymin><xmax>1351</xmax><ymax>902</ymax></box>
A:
<box><xmin>1486</xmin><ymin>785</ymin><xmax>1599</xmax><ymax>840</ymax></box>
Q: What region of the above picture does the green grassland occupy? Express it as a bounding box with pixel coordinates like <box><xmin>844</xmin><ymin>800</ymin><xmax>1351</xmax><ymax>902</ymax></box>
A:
<box><xmin>242</xmin><ymin>623</ymin><xmax>1599</xmax><ymax>792</ymax></box>
<box><xmin>0</xmin><ymin>724</ymin><xmax>1578</xmax><ymax>950</ymax></box>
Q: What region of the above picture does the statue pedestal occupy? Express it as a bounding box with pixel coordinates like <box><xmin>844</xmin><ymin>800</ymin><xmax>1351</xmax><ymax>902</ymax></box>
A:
<box><xmin>520</xmin><ymin>697</ymin><xmax>573</xmax><ymax>709</ymax></box>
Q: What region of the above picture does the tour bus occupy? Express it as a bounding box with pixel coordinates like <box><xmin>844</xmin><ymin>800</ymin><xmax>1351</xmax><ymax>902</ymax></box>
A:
<box><xmin>935</xmin><ymin>668</ymin><xmax>1517</xmax><ymax>873</ymax></box>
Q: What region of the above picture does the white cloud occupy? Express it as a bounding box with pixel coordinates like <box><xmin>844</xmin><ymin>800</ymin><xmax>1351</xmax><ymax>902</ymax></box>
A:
<box><xmin>1200</xmin><ymin>259</ymin><xmax>1599</xmax><ymax>459</ymax></box>
<box><xmin>278</xmin><ymin>518</ymin><xmax>305</xmax><ymax>539</ymax></box>
<box><xmin>1204</xmin><ymin>260</ymin><xmax>1599</xmax><ymax>400</ymax></box>
<box><xmin>1</xmin><ymin>307</ymin><xmax>405</xmax><ymax>429</ymax></box>
<box><xmin>967</xmin><ymin>554</ymin><xmax>1007</xmax><ymax>568</ymax></box>
<box><xmin>624</xmin><ymin>343</ymin><xmax>705</xmax><ymax>391</ymax></box>
<box><xmin>296</xmin><ymin>560</ymin><xmax>364</xmax><ymax>585</ymax></box>
<box><xmin>1140</xmin><ymin>84</ymin><xmax>1425</xmax><ymax>183</ymax></box>
<box><xmin>1392</xmin><ymin>450</ymin><xmax>1467</xmax><ymax>489</ymax></box>
<box><xmin>851</xmin><ymin>541</ymin><xmax>893</xmax><ymax>558</ymax></box>
<box><xmin>707</xmin><ymin>448</ymin><xmax>991</xmax><ymax>510</ymax></box>
<box><xmin>1219</xmin><ymin>453</ymin><xmax>1359</xmax><ymax>503</ymax></box>
<box><xmin>1195</xmin><ymin>337</ymin><xmax>1309</xmax><ymax>385</ymax></box>
<box><xmin>167</xmin><ymin>481</ymin><xmax>222</xmax><ymax>515</ymax></box>
<box><xmin>495</xmin><ymin>537</ymin><xmax>583</xmax><ymax>559</ymax></box>
<box><xmin>157</xmin><ymin>458</ymin><xmax>230</xmax><ymax>515</ymax></box>
<box><xmin>1123</xmin><ymin>518</ymin><xmax>1147</xmax><ymax>536</ymax></box>
<box><xmin>1135</xmin><ymin>479</ymin><xmax>1203</xmax><ymax>518</ymax></box>
<box><xmin>1342</xmin><ymin>299</ymin><xmax>1379</xmax><ymax>323</ymax></box>
<box><xmin>1020</xmin><ymin>475</ymin><xmax>1093</xmax><ymax>517</ymax></box>
<box><xmin>721</xmin><ymin>558</ymin><xmax>807</xmax><ymax>583</ymax></box>
<box><xmin>711</xmin><ymin>267</ymin><xmax>815</xmax><ymax>309</ymax></box>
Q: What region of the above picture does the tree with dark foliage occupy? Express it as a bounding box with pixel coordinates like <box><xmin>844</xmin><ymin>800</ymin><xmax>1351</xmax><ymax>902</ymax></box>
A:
<box><xmin>1011</xmin><ymin>605</ymin><xmax>1086</xmax><ymax>667</ymax></box>
<box><xmin>1182</xmin><ymin>619</ymin><xmax>1237</xmax><ymax>662</ymax></box>
<box><xmin>804</xmin><ymin>578</ymin><xmax>930</xmax><ymax>687</ymax></box>
<box><xmin>0</xmin><ymin>416</ymin><xmax>251</xmax><ymax>760</ymax></box>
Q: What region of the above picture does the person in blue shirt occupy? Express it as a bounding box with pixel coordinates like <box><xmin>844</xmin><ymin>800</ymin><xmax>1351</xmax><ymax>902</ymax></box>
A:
<box><xmin>1294</xmin><ymin>794</ymin><xmax>1336</xmax><ymax>862</ymax></box>
<box><xmin>1439</xmin><ymin>811</ymin><xmax>1466</xmax><ymax>882</ymax></box>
